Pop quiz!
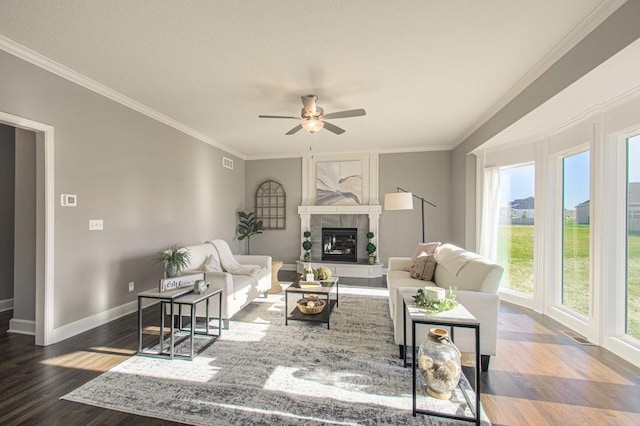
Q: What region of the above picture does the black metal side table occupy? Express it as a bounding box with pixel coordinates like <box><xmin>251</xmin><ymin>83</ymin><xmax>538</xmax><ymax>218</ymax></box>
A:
<box><xmin>402</xmin><ymin>293</ymin><xmax>482</xmax><ymax>425</ymax></box>
<box><xmin>173</xmin><ymin>287</ymin><xmax>223</xmax><ymax>360</ymax></box>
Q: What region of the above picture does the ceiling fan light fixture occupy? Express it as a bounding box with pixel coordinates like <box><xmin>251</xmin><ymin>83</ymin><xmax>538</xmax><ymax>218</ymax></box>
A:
<box><xmin>301</xmin><ymin>118</ymin><xmax>324</xmax><ymax>133</ymax></box>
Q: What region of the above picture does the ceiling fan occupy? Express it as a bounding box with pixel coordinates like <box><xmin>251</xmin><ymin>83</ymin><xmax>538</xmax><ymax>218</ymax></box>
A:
<box><xmin>258</xmin><ymin>94</ymin><xmax>366</xmax><ymax>135</ymax></box>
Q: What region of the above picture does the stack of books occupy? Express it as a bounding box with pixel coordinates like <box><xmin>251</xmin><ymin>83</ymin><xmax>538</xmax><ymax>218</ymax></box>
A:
<box><xmin>299</xmin><ymin>281</ymin><xmax>322</xmax><ymax>288</ymax></box>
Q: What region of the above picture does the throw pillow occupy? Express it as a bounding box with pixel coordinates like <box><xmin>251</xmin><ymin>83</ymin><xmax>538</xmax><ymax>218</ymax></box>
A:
<box><xmin>408</xmin><ymin>254</ymin><xmax>437</xmax><ymax>281</ymax></box>
<box><xmin>203</xmin><ymin>254</ymin><xmax>222</xmax><ymax>273</ymax></box>
<box><xmin>406</xmin><ymin>242</ymin><xmax>441</xmax><ymax>272</ymax></box>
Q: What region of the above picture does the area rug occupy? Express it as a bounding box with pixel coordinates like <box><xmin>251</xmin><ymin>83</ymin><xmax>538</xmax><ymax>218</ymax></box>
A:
<box><xmin>62</xmin><ymin>285</ymin><xmax>490</xmax><ymax>425</ymax></box>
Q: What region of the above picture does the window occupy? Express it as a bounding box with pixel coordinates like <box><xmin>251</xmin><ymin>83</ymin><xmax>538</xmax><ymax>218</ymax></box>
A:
<box><xmin>626</xmin><ymin>135</ymin><xmax>640</xmax><ymax>340</ymax></box>
<box><xmin>255</xmin><ymin>180</ymin><xmax>286</xmax><ymax>230</ymax></box>
<box><xmin>497</xmin><ymin>164</ymin><xmax>535</xmax><ymax>295</ymax></box>
<box><xmin>562</xmin><ymin>151</ymin><xmax>590</xmax><ymax>315</ymax></box>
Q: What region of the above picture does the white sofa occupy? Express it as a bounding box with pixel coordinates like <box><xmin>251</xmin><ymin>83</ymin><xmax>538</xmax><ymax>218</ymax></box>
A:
<box><xmin>178</xmin><ymin>240</ymin><xmax>272</xmax><ymax>328</ymax></box>
<box><xmin>386</xmin><ymin>243</ymin><xmax>503</xmax><ymax>371</ymax></box>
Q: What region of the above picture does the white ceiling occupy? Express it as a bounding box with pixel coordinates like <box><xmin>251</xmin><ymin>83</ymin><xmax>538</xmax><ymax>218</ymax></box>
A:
<box><xmin>0</xmin><ymin>0</ymin><xmax>621</xmax><ymax>159</ymax></box>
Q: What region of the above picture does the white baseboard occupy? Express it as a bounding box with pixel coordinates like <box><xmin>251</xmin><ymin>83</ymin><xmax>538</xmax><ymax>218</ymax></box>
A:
<box><xmin>9</xmin><ymin>318</ymin><xmax>35</xmax><ymax>335</ymax></box>
<box><xmin>50</xmin><ymin>298</ymin><xmax>159</xmax><ymax>344</ymax></box>
<box><xmin>0</xmin><ymin>298</ymin><xmax>14</xmax><ymax>312</ymax></box>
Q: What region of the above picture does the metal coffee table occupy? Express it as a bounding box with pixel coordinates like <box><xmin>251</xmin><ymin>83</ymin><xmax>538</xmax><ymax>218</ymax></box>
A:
<box><xmin>285</xmin><ymin>276</ymin><xmax>339</xmax><ymax>329</ymax></box>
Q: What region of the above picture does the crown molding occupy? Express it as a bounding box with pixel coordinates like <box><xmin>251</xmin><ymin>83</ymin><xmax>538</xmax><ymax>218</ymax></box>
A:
<box><xmin>375</xmin><ymin>144</ymin><xmax>452</xmax><ymax>154</ymax></box>
<box><xmin>451</xmin><ymin>0</ymin><xmax>627</xmax><ymax>150</ymax></box>
<box><xmin>0</xmin><ymin>35</ymin><xmax>247</xmax><ymax>160</ymax></box>
<box><xmin>246</xmin><ymin>144</ymin><xmax>451</xmax><ymax>161</ymax></box>
<box><xmin>246</xmin><ymin>152</ymin><xmax>303</xmax><ymax>161</ymax></box>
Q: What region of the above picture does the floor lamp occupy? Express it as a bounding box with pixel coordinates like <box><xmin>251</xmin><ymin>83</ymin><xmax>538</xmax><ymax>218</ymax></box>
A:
<box><xmin>384</xmin><ymin>187</ymin><xmax>437</xmax><ymax>242</ymax></box>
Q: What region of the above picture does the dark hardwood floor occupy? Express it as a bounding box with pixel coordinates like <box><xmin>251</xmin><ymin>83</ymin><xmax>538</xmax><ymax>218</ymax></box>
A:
<box><xmin>1</xmin><ymin>271</ymin><xmax>639</xmax><ymax>425</ymax></box>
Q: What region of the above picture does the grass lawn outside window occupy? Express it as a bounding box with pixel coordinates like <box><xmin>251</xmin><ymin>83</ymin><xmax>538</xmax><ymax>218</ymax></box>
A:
<box><xmin>498</xmin><ymin>224</ymin><xmax>640</xmax><ymax>339</ymax></box>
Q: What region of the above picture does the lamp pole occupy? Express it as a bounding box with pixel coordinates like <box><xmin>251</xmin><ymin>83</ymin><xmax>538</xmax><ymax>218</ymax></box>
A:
<box><xmin>396</xmin><ymin>187</ymin><xmax>437</xmax><ymax>242</ymax></box>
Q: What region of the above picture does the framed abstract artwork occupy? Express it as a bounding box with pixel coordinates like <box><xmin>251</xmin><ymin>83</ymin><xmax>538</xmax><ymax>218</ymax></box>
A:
<box><xmin>316</xmin><ymin>160</ymin><xmax>362</xmax><ymax>205</ymax></box>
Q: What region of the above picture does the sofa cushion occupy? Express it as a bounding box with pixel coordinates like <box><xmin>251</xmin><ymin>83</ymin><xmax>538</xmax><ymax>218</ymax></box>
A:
<box><xmin>226</xmin><ymin>264</ymin><xmax>268</xmax><ymax>277</ymax></box>
<box><xmin>405</xmin><ymin>242</ymin><xmax>440</xmax><ymax>271</ymax></box>
<box><xmin>434</xmin><ymin>243</ymin><xmax>478</xmax><ymax>276</ymax></box>
<box><xmin>181</xmin><ymin>243</ymin><xmax>217</xmax><ymax>272</ymax></box>
<box><xmin>434</xmin><ymin>249</ymin><xmax>503</xmax><ymax>293</ymax></box>
<box><xmin>408</xmin><ymin>254</ymin><xmax>437</xmax><ymax>281</ymax></box>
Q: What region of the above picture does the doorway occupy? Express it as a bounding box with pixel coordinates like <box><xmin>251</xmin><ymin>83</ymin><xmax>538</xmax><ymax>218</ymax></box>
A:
<box><xmin>0</xmin><ymin>111</ymin><xmax>54</xmax><ymax>346</ymax></box>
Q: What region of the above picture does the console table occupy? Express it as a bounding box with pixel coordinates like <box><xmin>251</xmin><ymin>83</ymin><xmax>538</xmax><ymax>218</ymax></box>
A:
<box><xmin>402</xmin><ymin>293</ymin><xmax>481</xmax><ymax>424</ymax></box>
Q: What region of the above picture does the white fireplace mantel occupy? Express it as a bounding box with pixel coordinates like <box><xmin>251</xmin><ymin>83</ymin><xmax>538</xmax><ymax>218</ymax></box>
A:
<box><xmin>298</xmin><ymin>152</ymin><xmax>381</xmax><ymax>263</ymax></box>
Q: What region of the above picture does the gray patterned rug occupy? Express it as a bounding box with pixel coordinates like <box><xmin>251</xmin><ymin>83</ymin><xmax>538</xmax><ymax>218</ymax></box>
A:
<box><xmin>62</xmin><ymin>285</ymin><xmax>490</xmax><ymax>425</ymax></box>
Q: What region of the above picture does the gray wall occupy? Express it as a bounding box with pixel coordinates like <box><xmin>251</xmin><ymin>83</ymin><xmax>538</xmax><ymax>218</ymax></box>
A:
<box><xmin>0</xmin><ymin>124</ymin><xmax>15</xmax><ymax>302</ymax></box>
<box><xmin>245</xmin><ymin>152</ymin><xmax>454</xmax><ymax>266</ymax></box>
<box><xmin>379</xmin><ymin>151</ymin><xmax>453</xmax><ymax>263</ymax></box>
<box><xmin>244</xmin><ymin>157</ymin><xmax>302</xmax><ymax>263</ymax></box>
<box><xmin>14</xmin><ymin>128</ymin><xmax>37</xmax><ymax>321</ymax></box>
<box><xmin>0</xmin><ymin>50</ymin><xmax>245</xmax><ymax>329</ymax></box>
<box><xmin>452</xmin><ymin>1</ymin><xmax>640</xmax><ymax>250</ymax></box>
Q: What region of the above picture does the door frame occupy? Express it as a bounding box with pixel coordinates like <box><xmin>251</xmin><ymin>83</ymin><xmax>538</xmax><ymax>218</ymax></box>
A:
<box><xmin>0</xmin><ymin>110</ymin><xmax>54</xmax><ymax>346</ymax></box>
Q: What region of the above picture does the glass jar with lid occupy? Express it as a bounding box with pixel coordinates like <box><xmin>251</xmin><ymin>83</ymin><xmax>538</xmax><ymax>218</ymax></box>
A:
<box><xmin>417</xmin><ymin>327</ymin><xmax>462</xmax><ymax>400</ymax></box>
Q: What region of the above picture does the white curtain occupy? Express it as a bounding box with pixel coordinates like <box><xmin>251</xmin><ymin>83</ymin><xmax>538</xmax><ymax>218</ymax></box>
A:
<box><xmin>479</xmin><ymin>166</ymin><xmax>500</xmax><ymax>261</ymax></box>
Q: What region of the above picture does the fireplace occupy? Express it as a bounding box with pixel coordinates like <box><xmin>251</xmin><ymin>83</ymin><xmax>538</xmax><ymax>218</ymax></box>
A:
<box><xmin>321</xmin><ymin>228</ymin><xmax>357</xmax><ymax>262</ymax></box>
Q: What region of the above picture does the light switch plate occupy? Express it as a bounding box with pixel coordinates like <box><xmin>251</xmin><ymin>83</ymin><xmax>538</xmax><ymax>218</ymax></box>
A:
<box><xmin>89</xmin><ymin>219</ymin><xmax>103</xmax><ymax>231</ymax></box>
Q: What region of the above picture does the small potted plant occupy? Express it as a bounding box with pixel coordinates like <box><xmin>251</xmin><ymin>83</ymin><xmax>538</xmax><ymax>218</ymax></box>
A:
<box><xmin>366</xmin><ymin>231</ymin><xmax>377</xmax><ymax>265</ymax></box>
<box><xmin>302</xmin><ymin>231</ymin><xmax>312</xmax><ymax>261</ymax></box>
<box><xmin>155</xmin><ymin>245</ymin><xmax>191</xmax><ymax>278</ymax></box>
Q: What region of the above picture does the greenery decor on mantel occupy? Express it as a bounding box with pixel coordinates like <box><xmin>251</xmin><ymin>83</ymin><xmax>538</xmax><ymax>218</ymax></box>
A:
<box><xmin>366</xmin><ymin>231</ymin><xmax>377</xmax><ymax>265</ymax></box>
<box><xmin>154</xmin><ymin>246</ymin><xmax>191</xmax><ymax>278</ymax></box>
<box><xmin>236</xmin><ymin>211</ymin><xmax>264</xmax><ymax>255</ymax></box>
<box><xmin>302</xmin><ymin>231</ymin><xmax>312</xmax><ymax>261</ymax></box>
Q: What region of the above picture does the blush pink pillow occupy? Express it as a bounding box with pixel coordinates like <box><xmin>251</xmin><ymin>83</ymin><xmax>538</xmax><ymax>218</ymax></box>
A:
<box><xmin>405</xmin><ymin>242</ymin><xmax>441</xmax><ymax>272</ymax></box>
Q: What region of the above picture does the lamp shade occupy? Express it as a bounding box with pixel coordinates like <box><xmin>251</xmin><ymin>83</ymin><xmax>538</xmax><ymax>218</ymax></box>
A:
<box><xmin>384</xmin><ymin>192</ymin><xmax>413</xmax><ymax>210</ymax></box>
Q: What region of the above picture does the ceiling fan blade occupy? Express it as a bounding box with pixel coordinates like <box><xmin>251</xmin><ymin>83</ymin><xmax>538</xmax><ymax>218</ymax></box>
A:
<box><xmin>285</xmin><ymin>124</ymin><xmax>303</xmax><ymax>135</ymax></box>
<box><xmin>320</xmin><ymin>108</ymin><xmax>366</xmax><ymax>120</ymax></box>
<box><xmin>258</xmin><ymin>115</ymin><xmax>300</xmax><ymax>119</ymax></box>
<box><xmin>301</xmin><ymin>95</ymin><xmax>317</xmax><ymax>114</ymax></box>
<box><xmin>322</xmin><ymin>121</ymin><xmax>346</xmax><ymax>135</ymax></box>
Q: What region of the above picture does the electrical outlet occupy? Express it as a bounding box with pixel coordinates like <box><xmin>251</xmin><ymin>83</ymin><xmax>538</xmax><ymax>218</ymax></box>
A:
<box><xmin>89</xmin><ymin>219</ymin><xmax>103</xmax><ymax>230</ymax></box>
<box><xmin>128</xmin><ymin>281</ymin><xmax>135</xmax><ymax>292</ymax></box>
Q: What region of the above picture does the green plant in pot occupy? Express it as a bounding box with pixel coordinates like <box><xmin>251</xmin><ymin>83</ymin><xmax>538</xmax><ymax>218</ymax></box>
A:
<box><xmin>302</xmin><ymin>231</ymin><xmax>312</xmax><ymax>261</ymax></box>
<box><xmin>236</xmin><ymin>211</ymin><xmax>264</xmax><ymax>254</ymax></box>
<box><xmin>366</xmin><ymin>231</ymin><xmax>377</xmax><ymax>265</ymax></box>
<box><xmin>155</xmin><ymin>245</ymin><xmax>191</xmax><ymax>278</ymax></box>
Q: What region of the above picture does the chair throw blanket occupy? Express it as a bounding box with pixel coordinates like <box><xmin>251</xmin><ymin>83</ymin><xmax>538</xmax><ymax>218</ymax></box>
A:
<box><xmin>211</xmin><ymin>239</ymin><xmax>268</xmax><ymax>277</ymax></box>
